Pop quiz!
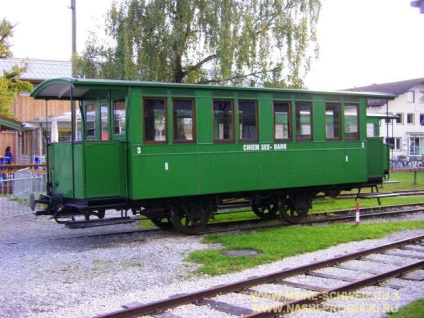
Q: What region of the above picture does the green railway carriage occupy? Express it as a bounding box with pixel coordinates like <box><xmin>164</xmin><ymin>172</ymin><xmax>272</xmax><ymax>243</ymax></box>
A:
<box><xmin>30</xmin><ymin>78</ymin><xmax>394</xmax><ymax>233</ymax></box>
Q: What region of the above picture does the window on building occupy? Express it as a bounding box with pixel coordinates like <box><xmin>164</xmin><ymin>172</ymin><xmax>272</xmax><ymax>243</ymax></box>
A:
<box><xmin>407</xmin><ymin>113</ymin><xmax>415</xmax><ymax>125</ymax></box>
<box><xmin>386</xmin><ymin>137</ymin><xmax>402</xmax><ymax>151</ymax></box>
<box><xmin>394</xmin><ymin>113</ymin><xmax>404</xmax><ymax>124</ymax></box>
<box><xmin>325</xmin><ymin>103</ymin><xmax>341</xmax><ymax>140</ymax></box>
<box><xmin>173</xmin><ymin>99</ymin><xmax>195</xmax><ymax>142</ymax></box>
<box><xmin>407</xmin><ymin>91</ymin><xmax>415</xmax><ymax>103</ymax></box>
<box><xmin>367</xmin><ymin>123</ymin><xmax>379</xmax><ymax>137</ymax></box>
<box><xmin>420</xmin><ymin>114</ymin><xmax>424</xmax><ymax>126</ymax></box>
<box><xmin>419</xmin><ymin>91</ymin><xmax>424</xmax><ymax>104</ymax></box>
<box><xmin>344</xmin><ymin>104</ymin><xmax>359</xmax><ymax>140</ymax></box>
<box><xmin>85</xmin><ymin>104</ymin><xmax>96</xmax><ymax>138</ymax></box>
<box><xmin>113</xmin><ymin>99</ymin><xmax>126</xmax><ymax>135</ymax></box>
<box><xmin>408</xmin><ymin>137</ymin><xmax>424</xmax><ymax>156</ymax></box>
<box><xmin>143</xmin><ymin>98</ymin><xmax>167</xmax><ymax>142</ymax></box>
<box><xmin>274</xmin><ymin>101</ymin><xmax>291</xmax><ymax>140</ymax></box>
<box><xmin>214</xmin><ymin>100</ymin><xmax>234</xmax><ymax>141</ymax></box>
<box><xmin>239</xmin><ymin>100</ymin><xmax>258</xmax><ymax>141</ymax></box>
<box><xmin>295</xmin><ymin>102</ymin><xmax>312</xmax><ymax>141</ymax></box>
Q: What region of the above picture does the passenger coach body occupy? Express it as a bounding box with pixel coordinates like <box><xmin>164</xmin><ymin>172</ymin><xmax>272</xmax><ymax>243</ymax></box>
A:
<box><xmin>31</xmin><ymin>78</ymin><xmax>394</xmax><ymax>233</ymax></box>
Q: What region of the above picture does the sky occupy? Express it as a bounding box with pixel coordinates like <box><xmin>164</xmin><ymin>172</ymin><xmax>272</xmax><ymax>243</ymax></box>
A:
<box><xmin>2</xmin><ymin>0</ymin><xmax>424</xmax><ymax>90</ymax></box>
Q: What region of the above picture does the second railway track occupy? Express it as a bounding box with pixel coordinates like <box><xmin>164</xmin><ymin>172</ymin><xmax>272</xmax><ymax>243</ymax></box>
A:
<box><xmin>96</xmin><ymin>235</ymin><xmax>424</xmax><ymax>318</ymax></box>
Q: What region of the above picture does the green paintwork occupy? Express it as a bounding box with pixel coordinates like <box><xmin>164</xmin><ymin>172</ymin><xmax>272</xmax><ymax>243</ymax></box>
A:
<box><xmin>48</xmin><ymin>142</ymin><xmax>126</xmax><ymax>199</ymax></box>
<box><xmin>33</xmin><ymin>78</ymin><xmax>395</xmax><ymax>203</ymax></box>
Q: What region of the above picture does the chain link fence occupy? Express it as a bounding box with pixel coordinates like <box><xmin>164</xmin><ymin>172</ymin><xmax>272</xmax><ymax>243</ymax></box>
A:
<box><xmin>0</xmin><ymin>168</ymin><xmax>47</xmax><ymax>219</ymax></box>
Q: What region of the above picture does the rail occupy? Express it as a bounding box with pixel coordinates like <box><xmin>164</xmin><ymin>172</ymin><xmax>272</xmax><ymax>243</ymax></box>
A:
<box><xmin>96</xmin><ymin>235</ymin><xmax>424</xmax><ymax>317</ymax></box>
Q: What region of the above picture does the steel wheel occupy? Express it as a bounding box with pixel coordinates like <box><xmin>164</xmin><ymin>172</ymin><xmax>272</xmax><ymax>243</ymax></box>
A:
<box><xmin>171</xmin><ymin>203</ymin><xmax>212</xmax><ymax>235</ymax></box>
<box><xmin>251</xmin><ymin>197</ymin><xmax>279</xmax><ymax>219</ymax></box>
<box><xmin>279</xmin><ymin>192</ymin><xmax>313</xmax><ymax>223</ymax></box>
<box><xmin>279</xmin><ymin>204</ymin><xmax>308</xmax><ymax>223</ymax></box>
<box><xmin>150</xmin><ymin>216</ymin><xmax>173</xmax><ymax>229</ymax></box>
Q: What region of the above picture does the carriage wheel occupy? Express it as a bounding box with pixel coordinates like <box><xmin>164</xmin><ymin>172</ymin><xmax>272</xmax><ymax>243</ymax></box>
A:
<box><xmin>97</xmin><ymin>210</ymin><xmax>106</xmax><ymax>219</ymax></box>
<box><xmin>279</xmin><ymin>192</ymin><xmax>314</xmax><ymax>223</ymax></box>
<box><xmin>150</xmin><ymin>216</ymin><xmax>173</xmax><ymax>229</ymax></box>
<box><xmin>324</xmin><ymin>190</ymin><xmax>341</xmax><ymax>198</ymax></box>
<box><xmin>171</xmin><ymin>203</ymin><xmax>212</xmax><ymax>235</ymax></box>
<box><xmin>251</xmin><ymin>197</ymin><xmax>279</xmax><ymax>219</ymax></box>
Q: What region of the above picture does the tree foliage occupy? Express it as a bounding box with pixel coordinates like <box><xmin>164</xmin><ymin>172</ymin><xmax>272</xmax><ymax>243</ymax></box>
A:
<box><xmin>0</xmin><ymin>18</ymin><xmax>32</xmax><ymax>118</ymax></box>
<box><xmin>76</xmin><ymin>0</ymin><xmax>321</xmax><ymax>88</ymax></box>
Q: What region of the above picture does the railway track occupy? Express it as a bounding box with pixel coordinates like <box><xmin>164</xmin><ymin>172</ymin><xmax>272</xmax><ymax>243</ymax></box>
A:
<box><xmin>96</xmin><ymin>235</ymin><xmax>424</xmax><ymax>317</ymax></box>
<box><xmin>11</xmin><ymin>203</ymin><xmax>421</xmax><ymax>245</ymax></box>
<box><xmin>203</xmin><ymin>203</ymin><xmax>424</xmax><ymax>234</ymax></box>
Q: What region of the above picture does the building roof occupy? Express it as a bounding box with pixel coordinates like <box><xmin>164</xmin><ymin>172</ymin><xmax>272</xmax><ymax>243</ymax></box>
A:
<box><xmin>0</xmin><ymin>58</ymin><xmax>72</xmax><ymax>81</ymax></box>
<box><xmin>0</xmin><ymin>115</ymin><xmax>22</xmax><ymax>131</ymax></box>
<box><xmin>346</xmin><ymin>78</ymin><xmax>424</xmax><ymax>96</ymax></box>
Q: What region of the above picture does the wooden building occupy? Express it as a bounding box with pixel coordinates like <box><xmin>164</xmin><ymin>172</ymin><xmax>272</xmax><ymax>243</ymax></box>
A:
<box><xmin>0</xmin><ymin>58</ymin><xmax>71</xmax><ymax>163</ymax></box>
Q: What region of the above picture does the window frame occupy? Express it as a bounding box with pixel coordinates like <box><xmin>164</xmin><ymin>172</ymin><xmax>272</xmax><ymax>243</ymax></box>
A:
<box><xmin>407</xmin><ymin>91</ymin><xmax>415</xmax><ymax>103</ymax></box>
<box><xmin>407</xmin><ymin>113</ymin><xmax>415</xmax><ymax>125</ymax></box>
<box><xmin>112</xmin><ymin>98</ymin><xmax>126</xmax><ymax>136</ymax></box>
<box><xmin>325</xmin><ymin>103</ymin><xmax>341</xmax><ymax>141</ymax></box>
<box><xmin>143</xmin><ymin>97</ymin><xmax>168</xmax><ymax>144</ymax></box>
<box><xmin>343</xmin><ymin>104</ymin><xmax>359</xmax><ymax>140</ymax></box>
<box><xmin>394</xmin><ymin>113</ymin><xmax>404</xmax><ymax>124</ymax></box>
<box><xmin>172</xmin><ymin>98</ymin><xmax>196</xmax><ymax>143</ymax></box>
<box><xmin>295</xmin><ymin>101</ymin><xmax>313</xmax><ymax>142</ymax></box>
<box><xmin>213</xmin><ymin>99</ymin><xmax>234</xmax><ymax>143</ymax></box>
<box><xmin>238</xmin><ymin>100</ymin><xmax>258</xmax><ymax>142</ymax></box>
<box><xmin>419</xmin><ymin>91</ymin><xmax>424</xmax><ymax>104</ymax></box>
<box><xmin>100</xmin><ymin>103</ymin><xmax>109</xmax><ymax>141</ymax></box>
<box><xmin>84</xmin><ymin>103</ymin><xmax>97</xmax><ymax>140</ymax></box>
<box><xmin>273</xmin><ymin>101</ymin><xmax>291</xmax><ymax>141</ymax></box>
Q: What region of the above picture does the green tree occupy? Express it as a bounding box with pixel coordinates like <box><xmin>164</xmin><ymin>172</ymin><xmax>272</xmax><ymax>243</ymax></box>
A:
<box><xmin>76</xmin><ymin>0</ymin><xmax>321</xmax><ymax>88</ymax></box>
<box><xmin>0</xmin><ymin>18</ymin><xmax>32</xmax><ymax>118</ymax></box>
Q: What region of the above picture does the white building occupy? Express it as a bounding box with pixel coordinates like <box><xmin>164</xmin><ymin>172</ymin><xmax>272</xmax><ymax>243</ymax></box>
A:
<box><xmin>348</xmin><ymin>78</ymin><xmax>424</xmax><ymax>158</ymax></box>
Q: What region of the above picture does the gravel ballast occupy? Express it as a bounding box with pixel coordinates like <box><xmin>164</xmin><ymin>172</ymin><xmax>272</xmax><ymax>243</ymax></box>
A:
<box><xmin>0</xmin><ymin>212</ymin><xmax>423</xmax><ymax>318</ymax></box>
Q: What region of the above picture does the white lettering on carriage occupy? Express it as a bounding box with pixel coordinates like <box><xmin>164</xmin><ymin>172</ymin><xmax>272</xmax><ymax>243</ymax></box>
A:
<box><xmin>274</xmin><ymin>143</ymin><xmax>287</xmax><ymax>150</ymax></box>
<box><xmin>242</xmin><ymin>143</ymin><xmax>287</xmax><ymax>151</ymax></box>
<box><xmin>243</xmin><ymin>144</ymin><xmax>260</xmax><ymax>151</ymax></box>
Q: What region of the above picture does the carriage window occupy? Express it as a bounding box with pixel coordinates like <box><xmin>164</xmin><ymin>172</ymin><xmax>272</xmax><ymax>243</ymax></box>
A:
<box><xmin>325</xmin><ymin>103</ymin><xmax>341</xmax><ymax>140</ymax></box>
<box><xmin>274</xmin><ymin>101</ymin><xmax>291</xmax><ymax>140</ymax></box>
<box><xmin>214</xmin><ymin>100</ymin><xmax>234</xmax><ymax>142</ymax></box>
<box><xmin>173</xmin><ymin>99</ymin><xmax>195</xmax><ymax>142</ymax></box>
<box><xmin>344</xmin><ymin>104</ymin><xmax>359</xmax><ymax>140</ymax></box>
<box><xmin>85</xmin><ymin>104</ymin><xmax>96</xmax><ymax>138</ymax></box>
<box><xmin>144</xmin><ymin>98</ymin><xmax>167</xmax><ymax>142</ymax></box>
<box><xmin>113</xmin><ymin>99</ymin><xmax>126</xmax><ymax>135</ymax></box>
<box><xmin>295</xmin><ymin>102</ymin><xmax>312</xmax><ymax>141</ymax></box>
<box><xmin>100</xmin><ymin>104</ymin><xmax>109</xmax><ymax>141</ymax></box>
<box><xmin>239</xmin><ymin>100</ymin><xmax>258</xmax><ymax>141</ymax></box>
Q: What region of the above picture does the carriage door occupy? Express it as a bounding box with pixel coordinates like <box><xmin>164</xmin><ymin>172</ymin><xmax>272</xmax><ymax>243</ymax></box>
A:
<box><xmin>82</xmin><ymin>99</ymin><xmax>126</xmax><ymax>198</ymax></box>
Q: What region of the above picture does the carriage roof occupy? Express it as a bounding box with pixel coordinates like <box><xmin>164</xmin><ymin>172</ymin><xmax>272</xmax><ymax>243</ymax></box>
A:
<box><xmin>31</xmin><ymin>77</ymin><xmax>395</xmax><ymax>101</ymax></box>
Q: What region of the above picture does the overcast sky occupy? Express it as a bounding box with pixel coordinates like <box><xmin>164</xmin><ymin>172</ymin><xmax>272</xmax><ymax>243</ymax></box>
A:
<box><xmin>2</xmin><ymin>0</ymin><xmax>424</xmax><ymax>90</ymax></box>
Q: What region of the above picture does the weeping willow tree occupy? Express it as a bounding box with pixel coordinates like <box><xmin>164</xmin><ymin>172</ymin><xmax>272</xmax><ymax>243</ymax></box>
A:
<box><xmin>0</xmin><ymin>19</ymin><xmax>32</xmax><ymax>118</ymax></box>
<box><xmin>75</xmin><ymin>0</ymin><xmax>321</xmax><ymax>88</ymax></box>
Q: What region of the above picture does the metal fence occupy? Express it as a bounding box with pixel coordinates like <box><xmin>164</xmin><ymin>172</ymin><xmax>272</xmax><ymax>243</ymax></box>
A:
<box><xmin>0</xmin><ymin>168</ymin><xmax>46</xmax><ymax>219</ymax></box>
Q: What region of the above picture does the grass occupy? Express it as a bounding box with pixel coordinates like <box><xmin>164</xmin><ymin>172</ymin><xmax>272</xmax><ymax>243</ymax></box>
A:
<box><xmin>383</xmin><ymin>170</ymin><xmax>424</xmax><ymax>191</ymax></box>
<box><xmin>387</xmin><ymin>298</ymin><xmax>424</xmax><ymax>317</ymax></box>
<box><xmin>188</xmin><ymin>221</ymin><xmax>424</xmax><ymax>276</ymax></box>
